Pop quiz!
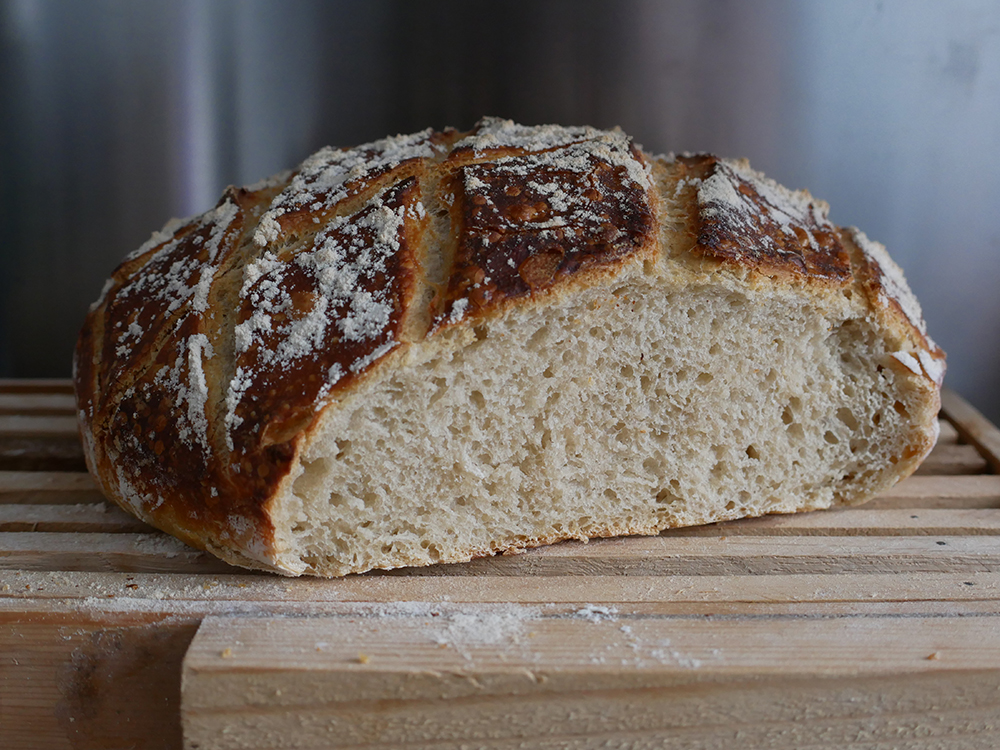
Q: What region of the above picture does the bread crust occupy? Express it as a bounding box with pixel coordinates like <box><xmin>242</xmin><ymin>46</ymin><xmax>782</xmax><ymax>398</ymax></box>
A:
<box><xmin>75</xmin><ymin>118</ymin><xmax>944</xmax><ymax>574</ymax></box>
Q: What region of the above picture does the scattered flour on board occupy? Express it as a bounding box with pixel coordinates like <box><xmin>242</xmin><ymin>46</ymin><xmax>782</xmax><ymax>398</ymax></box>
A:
<box><xmin>573</xmin><ymin>604</ymin><xmax>619</xmax><ymax>622</ymax></box>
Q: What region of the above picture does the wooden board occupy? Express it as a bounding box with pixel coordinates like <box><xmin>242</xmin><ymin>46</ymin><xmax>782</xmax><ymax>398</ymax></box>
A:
<box><xmin>184</xmin><ymin>612</ymin><xmax>1000</xmax><ymax>750</ymax></box>
<box><xmin>2</xmin><ymin>381</ymin><xmax>999</xmax><ymax>750</ymax></box>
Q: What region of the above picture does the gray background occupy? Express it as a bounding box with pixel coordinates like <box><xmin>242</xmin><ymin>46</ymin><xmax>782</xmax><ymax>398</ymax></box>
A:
<box><xmin>2</xmin><ymin>0</ymin><xmax>998</xmax><ymax>423</ymax></box>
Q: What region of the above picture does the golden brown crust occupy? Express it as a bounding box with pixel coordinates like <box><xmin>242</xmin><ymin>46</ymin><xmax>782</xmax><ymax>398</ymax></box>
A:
<box><xmin>228</xmin><ymin>177</ymin><xmax>422</xmax><ymax>454</ymax></box>
<box><xmin>433</xmin><ymin>136</ymin><xmax>655</xmax><ymax>326</ymax></box>
<box><xmin>677</xmin><ymin>154</ymin><xmax>852</xmax><ymax>283</ymax></box>
<box><xmin>74</xmin><ymin>119</ymin><xmax>944</xmax><ymax>574</ymax></box>
<box><xmin>843</xmin><ymin>226</ymin><xmax>945</xmax><ymax>367</ymax></box>
<box><xmin>251</xmin><ymin>128</ymin><xmax>453</xmax><ymax>247</ymax></box>
<box><xmin>75</xmin><ymin>182</ymin><xmax>289</xmax><ymax>563</ymax></box>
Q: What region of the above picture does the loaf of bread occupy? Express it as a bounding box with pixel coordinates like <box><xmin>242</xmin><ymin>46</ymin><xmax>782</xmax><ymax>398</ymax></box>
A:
<box><xmin>74</xmin><ymin>118</ymin><xmax>944</xmax><ymax>576</ymax></box>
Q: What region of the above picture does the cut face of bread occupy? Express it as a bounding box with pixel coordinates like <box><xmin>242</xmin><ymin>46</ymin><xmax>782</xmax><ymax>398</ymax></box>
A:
<box><xmin>75</xmin><ymin>119</ymin><xmax>944</xmax><ymax>576</ymax></box>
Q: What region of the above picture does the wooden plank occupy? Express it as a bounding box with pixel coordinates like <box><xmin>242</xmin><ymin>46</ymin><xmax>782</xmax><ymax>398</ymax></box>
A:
<box><xmin>382</xmin><ymin>535</ymin><xmax>1000</xmax><ymax>577</ymax></box>
<box><xmin>942</xmin><ymin>388</ymin><xmax>1000</xmax><ymax>473</ymax></box>
<box><xmin>5</xmin><ymin>598</ymin><xmax>999</xmax><ymax>750</ymax></box>
<box><xmin>937</xmin><ymin>417</ymin><xmax>960</xmax><ymax>444</ymax></box>
<box><xmin>388</xmin><ymin>535</ymin><xmax>1000</xmax><ymax>577</ymax></box>
<box><xmin>182</xmin><ymin>613</ymin><xmax>1000</xmax><ymax>750</ymax></box>
<box><xmin>0</xmin><ymin>437</ymin><xmax>87</xmax><ymax>473</ymax></box>
<box><xmin>0</xmin><ymin>532</ymin><xmax>238</xmax><ymax>574</ymax></box>
<box><xmin>4</xmin><ymin>531</ymin><xmax>1000</xmax><ymax>577</ymax></box>
<box><xmin>914</xmin><ymin>443</ymin><xmax>988</xmax><ymax>475</ymax></box>
<box><xmin>0</xmin><ymin>393</ymin><xmax>77</xmax><ymax>416</ymax></box>
<box><xmin>185</xmin><ymin>608</ymin><xmax>1000</xmax><ymax>685</ymax></box>
<box><xmin>0</xmin><ymin>378</ymin><xmax>74</xmax><ymax>394</ymax></box>
<box><xmin>682</xmin><ymin>508</ymin><xmax>1000</xmax><ymax>536</ymax></box>
<box><xmin>867</xmin><ymin>475</ymin><xmax>1000</xmax><ymax>508</ymax></box>
<box><xmin>0</xmin><ymin>611</ymin><xmax>196</xmax><ymax>750</ymax></box>
<box><xmin>0</xmin><ymin>415</ymin><xmax>80</xmax><ymax>438</ymax></box>
<box><xmin>0</xmin><ymin>471</ymin><xmax>103</xmax><ymax>504</ymax></box>
<box><xmin>191</xmin><ymin>688</ymin><xmax>1000</xmax><ymax>750</ymax></box>
<box><xmin>5</xmin><ymin>570</ymin><xmax>999</xmax><ymax>608</ymax></box>
<box><xmin>0</xmin><ymin>504</ymin><xmax>153</xmax><ymax>533</ymax></box>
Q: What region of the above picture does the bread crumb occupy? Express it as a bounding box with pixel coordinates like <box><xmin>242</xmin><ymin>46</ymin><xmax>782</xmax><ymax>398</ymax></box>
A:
<box><xmin>220</xmin><ymin>647</ymin><xmax>233</xmax><ymax>658</ymax></box>
<box><xmin>926</xmin><ymin>652</ymin><xmax>940</xmax><ymax>660</ymax></box>
<box><xmin>357</xmin><ymin>653</ymin><xmax>370</xmax><ymax>664</ymax></box>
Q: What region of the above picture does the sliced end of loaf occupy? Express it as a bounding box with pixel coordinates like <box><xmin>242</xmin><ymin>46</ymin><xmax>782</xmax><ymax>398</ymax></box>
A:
<box><xmin>268</xmin><ymin>258</ymin><xmax>939</xmax><ymax>576</ymax></box>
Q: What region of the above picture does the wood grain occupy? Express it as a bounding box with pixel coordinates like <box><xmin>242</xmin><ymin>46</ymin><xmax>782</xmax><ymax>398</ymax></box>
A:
<box><xmin>4</xmin><ymin>571</ymin><xmax>999</xmax><ymax>607</ymax></box>
<box><xmin>1</xmin><ymin>611</ymin><xmax>197</xmax><ymax>750</ymax></box>
<box><xmin>0</xmin><ymin>504</ymin><xmax>153</xmax><ymax>533</ymax></box>
<box><xmin>0</xmin><ymin>532</ymin><xmax>238</xmax><ymax>574</ymax></box>
<box><xmin>0</xmin><ymin>471</ymin><xmax>103</xmax><ymax>504</ymax></box>
<box><xmin>4</xmin><ymin>531</ymin><xmax>1000</xmax><ymax>576</ymax></box>
<box><xmin>942</xmin><ymin>388</ymin><xmax>1000</xmax><ymax>474</ymax></box>
<box><xmin>0</xmin><ymin>437</ymin><xmax>87</xmax><ymax>473</ymax></box>
<box><xmin>182</xmin><ymin>612</ymin><xmax>1000</xmax><ymax>750</ymax></box>
<box><xmin>914</xmin><ymin>443</ymin><xmax>989</xmax><ymax>475</ymax></box>
<box><xmin>0</xmin><ymin>379</ymin><xmax>75</xmax><ymax>394</ymax></box>
<box><xmin>0</xmin><ymin>393</ymin><xmax>77</xmax><ymax>416</ymax></box>
<box><xmin>0</xmin><ymin>415</ymin><xmax>80</xmax><ymax>438</ymax></box>
<box><xmin>866</xmin><ymin>475</ymin><xmax>1000</xmax><ymax>508</ymax></box>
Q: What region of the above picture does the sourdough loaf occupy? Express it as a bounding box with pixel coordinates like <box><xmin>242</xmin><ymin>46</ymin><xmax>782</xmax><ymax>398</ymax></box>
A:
<box><xmin>74</xmin><ymin>118</ymin><xmax>944</xmax><ymax>576</ymax></box>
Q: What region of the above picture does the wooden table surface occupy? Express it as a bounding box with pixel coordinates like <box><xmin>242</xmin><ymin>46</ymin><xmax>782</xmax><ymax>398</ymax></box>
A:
<box><xmin>2</xmin><ymin>381</ymin><xmax>999</xmax><ymax>750</ymax></box>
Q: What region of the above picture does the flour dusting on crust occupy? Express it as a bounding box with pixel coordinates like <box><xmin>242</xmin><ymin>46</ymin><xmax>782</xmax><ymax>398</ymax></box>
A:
<box><xmin>695</xmin><ymin>158</ymin><xmax>849</xmax><ymax>281</ymax></box>
<box><xmin>457</xmin><ymin>118</ymin><xmax>652</xmax><ymax>191</ymax></box>
<box><xmin>848</xmin><ymin>227</ymin><xmax>928</xmax><ymax>337</ymax></box>
<box><xmin>254</xmin><ymin>129</ymin><xmax>440</xmax><ymax>247</ymax></box>
<box><xmin>435</xmin><ymin>122</ymin><xmax>654</xmax><ymax>328</ymax></box>
<box><xmin>226</xmin><ymin>180</ymin><xmax>416</xmax><ymax>454</ymax></box>
<box><xmin>699</xmin><ymin>161</ymin><xmax>828</xmax><ymax>249</ymax></box>
<box><xmin>109</xmin><ymin>198</ymin><xmax>240</xmax><ymax>364</ymax></box>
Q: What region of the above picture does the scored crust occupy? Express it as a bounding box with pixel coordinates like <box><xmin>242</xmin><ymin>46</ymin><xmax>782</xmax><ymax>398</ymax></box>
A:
<box><xmin>74</xmin><ymin>118</ymin><xmax>944</xmax><ymax>575</ymax></box>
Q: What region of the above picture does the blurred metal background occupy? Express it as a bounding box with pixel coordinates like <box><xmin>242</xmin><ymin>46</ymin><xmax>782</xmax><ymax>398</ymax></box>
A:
<box><xmin>2</xmin><ymin>0</ymin><xmax>998</xmax><ymax>422</ymax></box>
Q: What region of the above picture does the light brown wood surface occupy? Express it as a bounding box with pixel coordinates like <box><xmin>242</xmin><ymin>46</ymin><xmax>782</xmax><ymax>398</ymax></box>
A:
<box><xmin>0</xmin><ymin>393</ymin><xmax>77</xmax><ymax>415</ymax></box>
<box><xmin>183</xmin><ymin>612</ymin><xmax>1000</xmax><ymax>750</ymax></box>
<box><xmin>942</xmin><ymin>389</ymin><xmax>1000</xmax><ymax>474</ymax></box>
<box><xmin>2</xmin><ymin>383</ymin><xmax>999</xmax><ymax>750</ymax></box>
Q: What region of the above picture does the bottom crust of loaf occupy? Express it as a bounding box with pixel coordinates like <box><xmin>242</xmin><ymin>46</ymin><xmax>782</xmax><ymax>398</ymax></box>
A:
<box><xmin>256</xmin><ymin>264</ymin><xmax>938</xmax><ymax>577</ymax></box>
